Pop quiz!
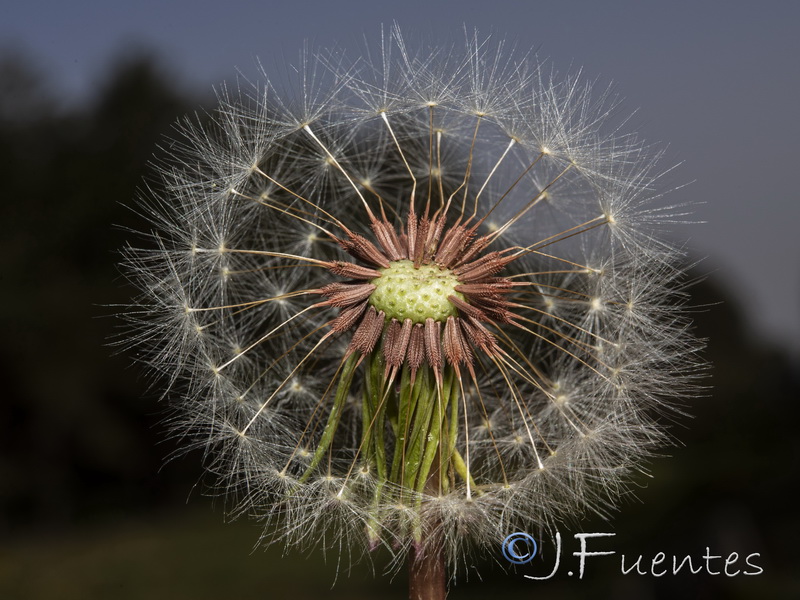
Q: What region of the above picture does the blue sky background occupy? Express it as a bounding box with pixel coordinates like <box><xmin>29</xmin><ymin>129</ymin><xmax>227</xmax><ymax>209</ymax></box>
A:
<box><xmin>4</xmin><ymin>0</ymin><xmax>799</xmax><ymax>356</ymax></box>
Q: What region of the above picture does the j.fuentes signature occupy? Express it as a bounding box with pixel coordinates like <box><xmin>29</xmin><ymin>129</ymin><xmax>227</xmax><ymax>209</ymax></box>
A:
<box><xmin>502</xmin><ymin>532</ymin><xmax>763</xmax><ymax>579</ymax></box>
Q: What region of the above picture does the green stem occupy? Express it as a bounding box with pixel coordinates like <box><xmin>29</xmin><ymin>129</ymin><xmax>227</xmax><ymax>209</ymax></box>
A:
<box><xmin>298</xmin><ymin>353</ymin><xmax>359</xmax><ymax>482</ymax></box>
<box><xmin>390</xmin><ymin>366</ymin><xmax>425</xmax><ymax>486</ymax></box>
<box><xmin>365</xmin><ymin>352</ymin><xmax>390</xmax><ymax>544</ymax></box>
<box><xmin>415</xmin><ymin>368</ymin><xmax>456</xmax><ymax>494</ymax></box>
<box><xmin>402</xmin><ymin>368</ymin><xmax>439</xmax><ymax>494</ymax></box>
<box><xmin>363</xmin><ymin>352</ymin><xmax>388</xmax><ymax>480</ymax></box>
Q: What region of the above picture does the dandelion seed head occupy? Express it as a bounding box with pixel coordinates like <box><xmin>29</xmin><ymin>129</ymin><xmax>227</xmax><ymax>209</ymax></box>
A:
<box><xmin>121</xmin><ymin>26</ymin><xmax>705</xmax><ymax>578</ymax></box>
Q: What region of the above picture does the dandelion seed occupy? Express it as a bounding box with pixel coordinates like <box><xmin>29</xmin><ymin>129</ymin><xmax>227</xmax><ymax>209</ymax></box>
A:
<box><xmin>121</xmin><ymin>26</ymin><xmax>704</xmax><ymax>599</ymax></box>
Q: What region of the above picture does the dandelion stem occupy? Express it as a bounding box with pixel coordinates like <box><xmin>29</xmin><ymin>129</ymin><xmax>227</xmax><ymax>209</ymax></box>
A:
<box><xmin>408</xmin><ymin>442</ymin><xmax>447</xmax><ymax>600</ymax></box>
<box><xmin>408</xmin><ymin>540</ymin><xmax>446</xmax><ymax>600</ymax></box>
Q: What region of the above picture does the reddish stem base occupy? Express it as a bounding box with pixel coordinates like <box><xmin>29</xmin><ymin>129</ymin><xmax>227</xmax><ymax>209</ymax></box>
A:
<box><xmin>408</xmin><ymin>543</ymin><xmax>446</xmax><ymax>600</ymax></box>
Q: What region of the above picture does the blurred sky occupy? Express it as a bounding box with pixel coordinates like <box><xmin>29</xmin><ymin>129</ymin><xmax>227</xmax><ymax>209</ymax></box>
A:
<box><xmin>4</xmin><ymin>0</ymin><xmax>799</xmax><ymax>356</ymax></box>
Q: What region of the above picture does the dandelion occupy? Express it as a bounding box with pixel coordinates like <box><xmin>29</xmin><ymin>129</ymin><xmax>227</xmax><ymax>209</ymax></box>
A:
<box><xmin>122</xmin><ymin>27</ymin><xmax>703</xmax><ymax>599</ymax></box>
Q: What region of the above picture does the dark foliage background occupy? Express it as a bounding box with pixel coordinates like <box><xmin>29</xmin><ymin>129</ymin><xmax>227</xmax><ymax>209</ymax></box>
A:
<box><xmin>1</xmin><ymin>50</ymin><xmax>798</xmax><ymax>599</ymax></box>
